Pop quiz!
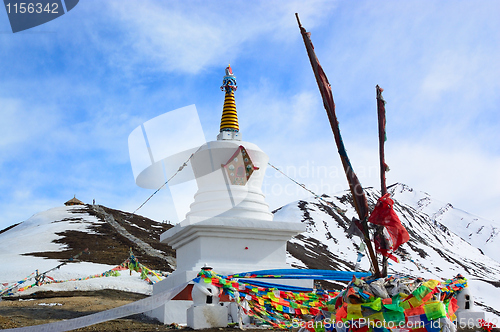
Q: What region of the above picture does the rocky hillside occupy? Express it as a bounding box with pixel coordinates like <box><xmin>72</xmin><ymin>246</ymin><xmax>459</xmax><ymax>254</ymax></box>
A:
<box><xmin>0</xmin><ymin>204</ymin><xmax>176</xmax><ymax>284</ymax></box>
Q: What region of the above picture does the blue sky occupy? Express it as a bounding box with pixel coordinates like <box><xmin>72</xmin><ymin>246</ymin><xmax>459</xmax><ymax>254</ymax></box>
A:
<box><xmin>0</xmin><ymin>0</ymin><xmax>499</xmax><ymax>230</ymax></box>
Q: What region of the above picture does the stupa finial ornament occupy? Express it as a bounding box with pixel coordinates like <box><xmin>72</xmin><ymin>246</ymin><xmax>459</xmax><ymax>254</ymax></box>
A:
<box><xmin>219</xmin><ymin>64</ymin><xmax>240</xmax><ymax>136</ymax></box>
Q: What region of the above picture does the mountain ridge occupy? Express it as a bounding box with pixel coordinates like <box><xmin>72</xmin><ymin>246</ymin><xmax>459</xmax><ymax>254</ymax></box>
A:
<box><xmin>1</xmin><ymin>184</ymin><xmax>499</xmax><ymax>319</ymax></box>
<box><xmin>387</xmin><ymin>182</ymin><xmax>499</xmax><ymax>258</ymax></box>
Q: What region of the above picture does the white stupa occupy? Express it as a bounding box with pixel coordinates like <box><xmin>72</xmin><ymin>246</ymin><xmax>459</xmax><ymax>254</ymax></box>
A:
<box><xmin>455</xmin><ymin>286</ymin><xmax>485</xmax><ymax>328</ymax></box>
<box><xmin>148</xmin><ymin>65</ymin><xmax>309</xmax><ymax>325</ymax></box>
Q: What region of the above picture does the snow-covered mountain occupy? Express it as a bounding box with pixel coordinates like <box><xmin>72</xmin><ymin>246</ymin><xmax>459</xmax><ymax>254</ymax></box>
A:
<box><xmin>0</xmin><ymin>204</ymin><xmax>175</xmax><ymax>295</ymax></box>
<box><xmin>275</xmin><ymin>185</ymin><xmax>500</xmax><ymax>319</ymax></box>
<box><xmin>1</xmin><ymin>186</ymin><xmax>499</xmax><ymax>320</ymax></box>
<box><xmin>389</xmin><ymin>183</ymin><xmax>499</xmax><ymax>259</ymax></box>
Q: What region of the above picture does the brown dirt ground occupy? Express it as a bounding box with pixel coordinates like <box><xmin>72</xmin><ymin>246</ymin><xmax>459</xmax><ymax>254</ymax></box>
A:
<box><xmin>0</xmin><ymin>290</ymin><xmax>273</xmax><ymax>332</ymax></box>
<box><xmin>0</xmin><ymin>290</ymin><xmax>166</xmax><ymax>331</ymax></box>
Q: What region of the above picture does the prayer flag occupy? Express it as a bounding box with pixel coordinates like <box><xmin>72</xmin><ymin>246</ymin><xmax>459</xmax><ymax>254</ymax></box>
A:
<box><xmin>447</xmin><ymin>297</ymin><xmax>458</xmax><ymax>316</ymax></box>
<box><xmin>404</xmin><ymin>306</ymin><xmax>425</xmax><ymax>317</ymax></box>
<box><xmin>369</xmin><ymin>193</ymin><xmax>409</xmax><ymax>260</ymax></box>
<box><xmin>422</xmin><ymin>280</ymin><xmax>439</xmax><ymax>289</ymax></box>
<box><xmin>383</xmin><ymin>310</ymin><xmax>405</xmax><ymax>324</ymax></box>
<box><xmin>347</xmin><ymin>304</ymin><xmax>363</xmax><ymax>320</ymax></box>
<box><xmin>424</xmin><ymin>302</ymin><xmax>446</xmax><ymax>321</ymax></box>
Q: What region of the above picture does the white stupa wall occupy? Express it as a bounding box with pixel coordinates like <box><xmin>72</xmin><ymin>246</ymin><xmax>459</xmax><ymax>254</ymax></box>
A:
<box><xmin>186</xmin><ymin>140</ymin><xmax>272</xmax><ymax>221</ymax></box>
<box><xmin>163</xmin><ymin>217</ymin><xmax>300</xmax><ymax>273</ymax></box>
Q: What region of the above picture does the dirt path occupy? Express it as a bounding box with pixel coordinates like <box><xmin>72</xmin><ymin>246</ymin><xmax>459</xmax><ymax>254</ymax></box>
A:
<box><xmin>92</xmin><ymin>205</ymin><xmax>176</xmax><ymax>268</ymax></box>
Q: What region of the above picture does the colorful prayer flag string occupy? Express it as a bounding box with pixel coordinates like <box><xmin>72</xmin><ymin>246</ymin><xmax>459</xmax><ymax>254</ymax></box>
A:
<box><xmin>197</xmin><ymin>269</ymin><xmax>467</xmax><ymax>331</ymax></box>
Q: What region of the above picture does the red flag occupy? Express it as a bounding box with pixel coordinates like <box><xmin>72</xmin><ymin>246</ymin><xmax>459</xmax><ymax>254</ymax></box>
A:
<box><xmin>368</xmin><ymin>193</ymin><xmax>409</xmax><ymax>260</ymax></box>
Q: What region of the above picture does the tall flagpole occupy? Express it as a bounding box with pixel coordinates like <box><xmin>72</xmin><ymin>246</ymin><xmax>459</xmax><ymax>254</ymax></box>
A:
<box><xmin>377</xmin><ymin>85</ymin><xmax>388</xmax><ymax>196</ymax></box>
<box><xmin>296</xmin><ymin>13</ymin><xmax>380</xmax><ymax>276</ymax></box>
<box><xmin>376</xmin><ymin>85</ymin><xmax>389</xmax><ymax>276</ymax></box>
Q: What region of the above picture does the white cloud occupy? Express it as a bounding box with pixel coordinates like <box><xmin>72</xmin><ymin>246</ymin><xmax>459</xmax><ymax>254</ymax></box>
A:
<box><xmin>238</xmin><ymin>80</ymin><xmax>322</xmax><ymax>139</ymax></box>
<box><xmin>420</xmin><ymin>51</ymin><xmax>467</xmax><ymax>101</ymax></box>
<box><xmin>0</xmin><ymin>97</ymin><xmax>58</xmax><ymax>151</ymax></box>
<box><xmin>387</xmin><ymin>141</ymin><xmax>500</xmax><ymax>222</ymax></box>
<box><xmin>100</xmin><ymin>0</ymin><xmax>337</xmax><ymax>74</ymax></box>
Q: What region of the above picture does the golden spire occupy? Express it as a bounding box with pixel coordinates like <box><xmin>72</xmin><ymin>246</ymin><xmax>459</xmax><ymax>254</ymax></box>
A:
<box><xmin>220</xmin><ymin>64</ymin><xmax>239</xmax><ymax>132</ymax></box>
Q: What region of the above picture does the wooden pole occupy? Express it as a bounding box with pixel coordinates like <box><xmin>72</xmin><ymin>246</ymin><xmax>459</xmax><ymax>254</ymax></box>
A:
<box><xmin>296</xmin><ymin>13</ymin><xmax>380</xmax><ymax>276</ymax></box>
<box><xmin>376</xmin><ymin>85</ymin><xmax>388</xmax><ymax>277</ymax></box>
